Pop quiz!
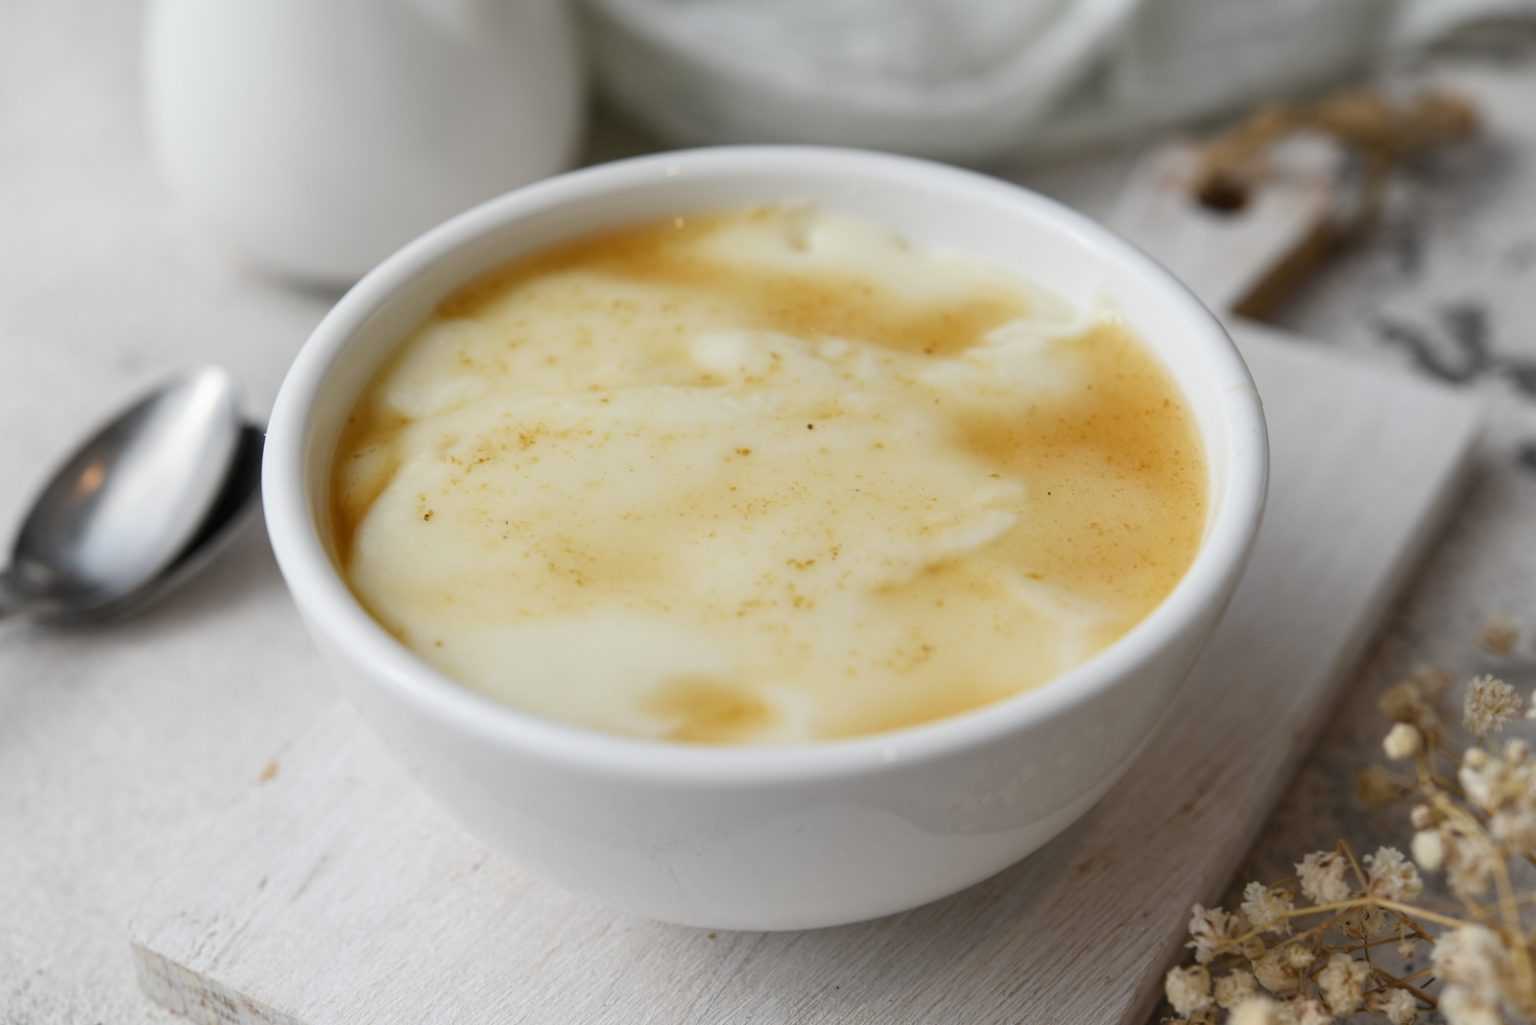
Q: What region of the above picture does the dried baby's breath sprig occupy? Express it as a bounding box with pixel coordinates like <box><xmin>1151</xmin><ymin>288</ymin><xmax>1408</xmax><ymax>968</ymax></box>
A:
<box><xmin>1318</xmin><ymin>951</ymin><xmax>1371</xmax><ymax>1014</ymax></box>
<box><xmin>1291</xmin><ymin>997</ymin><xmax>1333</xmax><ymax>1025</ymax></box>
<box><xmin>1189</xmin><ymin>904</ymin><xmax>1248</xmax><ymax>964</ymax></box>
<box><xmin>1384</xmin><ymin>723</ymin><xmax>1424</xmax><ymax>761</ymax></box>
<box><xmin>1464</xmin><ymin>675</ymin><xmax>1522</xmax><ymax>738</ymax></box>
<box><xmin>1229</xmin><ymin>997</ymin><xmax>1288</xmax><ymax>1025</ymax></box>
<box><xmin>1167</xmin><ymin>965</ymin><xmax>1216</xmax><ymax>1017</ymax></box>
<box><xmin>1242</xmin><ymin>883</ymin><xmax>1295</xmax><ymax>937</ymax></box>
<box><xmin>1197</xmin><ymin>87</ymin><xmax>1479</xmax><ymax>230</ymax></box>
<box><xmin>1411</xmin><ymin>829</ymin><xmax>1445</xmax><ymax>872</ymax></box>
<box><xmin>1381</xmin><ymin>682</ymin><xmax>1435</xmax><ymax>726</ymax></box>
<box><xmin>1365</xmin><ymin>846</ymin><xmax>1423</xmax><ymax>902</ymax></box>
<box><xmin>1378</xmin><ymin>666</ymin><xmax>1451</xmax><ymax>753</ymax></box>
<box><xmin>1370</xmin><ymin>987</ymin><xmax>1421</xmax><ymax>1025</ymax></box>
<box><xmin>1161</xmin><ymin>624</ymin><xmax>1536</xmax><ymax>1025</ymax></box>
<box><xmin>1296</xmin><ymin>850</ymin><xmax>1353</xmax><ymax>904</ymax></box>
<box><xmin>1215</xmin><ymin>970</ymin><xmax>1261</xmax><ymax>1010</ymax></box>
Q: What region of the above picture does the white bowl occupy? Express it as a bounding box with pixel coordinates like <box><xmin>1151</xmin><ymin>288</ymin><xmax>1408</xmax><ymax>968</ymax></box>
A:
<box><xmin>263</xmin><ymin>147</ymin><xmax>1267</xmax><ymax>931</ymax></box>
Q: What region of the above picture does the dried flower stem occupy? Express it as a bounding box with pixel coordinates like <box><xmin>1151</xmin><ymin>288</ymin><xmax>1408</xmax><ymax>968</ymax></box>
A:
<box><xmin>1372</xmin><ymin>967</ymin><xmax>1438</xmax><ymax>1008</ymax></box>
<box><xmin>1341</xmin><ymin>839</ymin><xmax>1370</xmax><ymax>890</ymax></box>
<box><xmin>1498</xmin><ymin>846</ymin><xmax>1536</xmax><ymax>1018</ymax></box>
<box><xmin>1395</xmin><ymin>913</ymin><xmax>1434</xmax><ymax>944</ymax></box>
<box><xmin>1340</xmin><ymin>936</ymin><xmax>1418</xmax><ymax>955</ymax></box>
<box><xmin>1229</xmin><ymin>894</ymin><xmax>1468</xmax><ymax>933</ymax></box>
<box><xmin>1197</xmin><ymin>87</ymin><xmax>1479</xmax><ymax>228</ymax></box>
<box><xmin>1371</xmin><ymin>898</ymin><xmax>1475</xmax><ymax>932</ymax></box>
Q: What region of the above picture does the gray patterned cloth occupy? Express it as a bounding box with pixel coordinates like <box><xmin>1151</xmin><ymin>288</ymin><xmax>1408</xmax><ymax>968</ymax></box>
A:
<box><xmin>583</xmin><ymin>0</ymin><xmax>1536</xmax><ymax>159</ymax></box>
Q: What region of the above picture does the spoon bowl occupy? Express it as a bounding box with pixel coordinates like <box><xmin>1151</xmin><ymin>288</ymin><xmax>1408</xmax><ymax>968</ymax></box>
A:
<box><xmin>121</xmin><ymin>421</ymin><xmax>266</xmax><ymax>620</ymax></box>
<box><xmin>1</xmin><ymin>367</ymin><xmax>244</xmax><ymax>620</ymax></box>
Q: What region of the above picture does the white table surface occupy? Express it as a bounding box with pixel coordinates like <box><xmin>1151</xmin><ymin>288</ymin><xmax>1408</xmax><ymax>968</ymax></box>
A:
<box><xmin>4</xmin><ymin>4</ymin><xmax>1534</xmax><ymax>1022</ymax></box>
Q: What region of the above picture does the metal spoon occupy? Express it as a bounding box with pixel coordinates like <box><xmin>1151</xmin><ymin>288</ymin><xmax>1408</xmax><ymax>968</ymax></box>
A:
<box><xmin>129</xmin><ymin>420</ymin><xmax>264</xmax><ymax>615</ymax></box>
<box><xmin>0</xmin><ymin>367</ymin><xmax>256</xmax><ymax>622</ymax></box>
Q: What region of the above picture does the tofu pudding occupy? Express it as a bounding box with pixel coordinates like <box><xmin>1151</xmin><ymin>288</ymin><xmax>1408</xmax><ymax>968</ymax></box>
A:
<box><xmin>330</xmin><ymin>207</ymin><xmax>1207</xmax><ymax>745</ymax></box>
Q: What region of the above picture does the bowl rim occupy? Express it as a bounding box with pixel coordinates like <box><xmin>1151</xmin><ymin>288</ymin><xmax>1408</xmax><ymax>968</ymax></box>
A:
<box><xmin>263</xmin><ymin>145</ymin><xmax>1268</xmax><ymax>786</ymax></box>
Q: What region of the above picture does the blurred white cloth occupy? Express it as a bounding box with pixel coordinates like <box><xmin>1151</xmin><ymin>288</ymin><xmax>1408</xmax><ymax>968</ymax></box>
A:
<box><xmin>584</xmin><ymin>0</ymin><xmax>1536</xmax><ymax>161</ymax></box>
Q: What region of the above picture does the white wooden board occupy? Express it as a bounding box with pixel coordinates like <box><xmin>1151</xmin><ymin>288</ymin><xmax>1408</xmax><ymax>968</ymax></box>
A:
<box><xmin>1110</xmin><ymin>140</ymin><xmax>1343</xmax><ymax>319</ymax></box>
<box><xmin>128</xmin><ymin>325</ymin><xmax>1482</xmax><ymax>1025</ymax></box>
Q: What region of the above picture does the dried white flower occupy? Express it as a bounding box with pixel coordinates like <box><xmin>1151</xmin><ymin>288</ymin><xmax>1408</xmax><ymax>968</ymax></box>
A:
<box><xmin>1293</xmin><ymin>997</ymin><xmax>1333</xmax><ymax>1025</ymax></box>
<box><xmin>1479</xmin><ymin>614</ymin><xmax>1519</xmax><ymax>656</ymax></box>
<box><xmin>1489</xmin><ymin>807</ymin><xmax>1536</xmax><ymax>855</ymax></box>
<box><xmin>1444</xmin><ymin>825</ymin><xmax>1500</xmax><ymax>898</ymax></box>
<box><xmin>1459</xmin><ymin>741</ymin><xmax>1536</xmax><ymax>852</ymax></box>
<box><xmin>1463</xmin><ymin>674</ymin><xmax>1521</xmax><ymax>737</ymax></box>
<box><xmin>1316</xmin><ymin>952</ymin><xmax>1369</xmax><ymax>1015</ymax></box>
<box><xmin>1186</xmin><ymin>904</ymin><xmax>1242</xmax><ymax>964</ymax></box>
<box><xmin>1372</xmin><ymin>987</ymin><xmax>1419</xmax><ymax>1025</ymax></box>
<box><xmin>1365</xmin><ymin>845</ymin><xmax>1423</xmax><ymax>900</ymax></box>
<box><xmin>1433</xmin><ymin>925</ymin><xmax>1506</xmax><ymax>1001</ymax></box>
<box><xmin>1347</xmin><ymin>903</ymin><xmax>1393</xmax><ymax>938</ymax></box>
<box><xmin>1165</xmin><ymin>964</ymin><xmax>1213</xmax><ymax>1016</ymax></box>
<box><xmin>1240</xmin><ymin>882</ymin><xmax>1293</xmax><ymax>936</ymax></box>
<box><xmin>1214</xmin><ymin>970</ymin><xmax>1259</xmax><ymax>1010</ymax></box>
<box><xmin>1440</xmin><ymin>984</ymin><xmax>1502</xmax><ymax>1025</ymax></box>
<box><xmin>1411</xmin><ymin>829</ymin><xmax>1445</xmax><ymax>871</ymax></box>
<box><xmin>1231</xmin><ymin>996</ymin><xmax>1293</xmax><ymax>1025</ymax></box>
<box><xmin>1295</xmin><ymin>851</ymin><xmax>1353</xmax><ymax>904</ymax></box>
<box><xmin>1283</xmin><ymin>945</ymin><xmax>1315</xmax><ymax>971</ymax></box>
<box><xmin>1458</xmin><ymin>751</ymin><xmax>1498</xmax><ymax>810</ymax></box>
<box><xmin>1410</xmin><ymin>803</ymin><xmax>1435</xmax><ymax>830</ymax></box>
<box><xmin>1383</xmin><ymin>722</ymin><xmax>1423</xmax><ymax>760</ymax></box>
<box><xmin>1252</xmin><ymin>950</ymin><xmax>1297</xmax><ymax>995</ymax></box>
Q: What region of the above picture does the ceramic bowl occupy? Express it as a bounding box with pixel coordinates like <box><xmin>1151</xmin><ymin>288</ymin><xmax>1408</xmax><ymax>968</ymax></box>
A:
<box><xmin>264</xmin><ymin>146</ymin><xmax>1267</xmax><ymax>930</ymax></box>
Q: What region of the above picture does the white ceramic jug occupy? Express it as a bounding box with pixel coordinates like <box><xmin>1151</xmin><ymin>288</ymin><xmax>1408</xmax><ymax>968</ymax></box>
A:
<box><xmin>145</xmin><ymin>0</ymin><xmax>585</xmax><ymax>283</ymax></box>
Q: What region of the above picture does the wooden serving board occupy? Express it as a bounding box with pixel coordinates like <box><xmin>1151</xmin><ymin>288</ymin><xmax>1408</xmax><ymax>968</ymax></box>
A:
<box><xmin>128</xmin><ymin>146</ymin><xmax>1482</xmax><ymax>1024</ymax></box>
<box><xmin>128</xmin><ymin>322</ymin><xmax>1481</xmax><ymax>1025</ymax></box>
